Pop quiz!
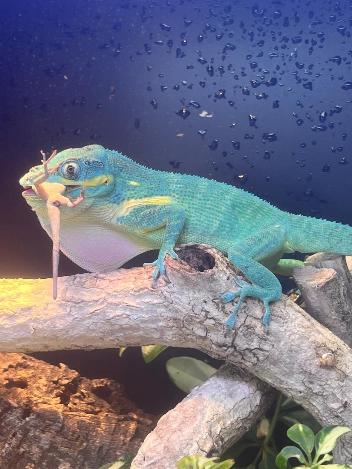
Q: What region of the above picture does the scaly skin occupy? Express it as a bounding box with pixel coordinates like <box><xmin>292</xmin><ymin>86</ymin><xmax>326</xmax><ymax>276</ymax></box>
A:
<box><xmin>19</xmin><ymin>144</ymin><xmax>352</xmax><ymax>331</ymax></box>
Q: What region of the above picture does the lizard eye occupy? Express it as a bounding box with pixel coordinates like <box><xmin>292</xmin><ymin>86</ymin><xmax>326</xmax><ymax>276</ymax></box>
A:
<box><xmin>60</xmin><ymin>161</ymin><xmax>80</xmax><ymax>180</ymax></box>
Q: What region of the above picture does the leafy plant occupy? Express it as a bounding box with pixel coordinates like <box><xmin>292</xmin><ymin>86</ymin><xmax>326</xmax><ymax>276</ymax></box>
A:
<box><xmin>275</xmin><ymin>424</ymin><xmax>351</xmax><ymax>468</ymax></box>
<box><xmin>177</xmin><ymin>454</ymin><xmax>235</xmax><ymax>468</ymax></box>
<box><xmin>166</xmin><ymin>356</ymin><xmax>217</xmax><ymax>393</ymax></box>
<box><xmin>118</xmin><ymin>344</ymin><xmax>167</xmax><ymax>362</ymax></box>
<box><xmin>118</xmin><ymin>346</ymin><xmax>127</xmax><ymax>357</ymax></box>
<box><xmin>141</xmin><ymin>344</ymin><xmax>167</xmax><ymax>363</ymax></box>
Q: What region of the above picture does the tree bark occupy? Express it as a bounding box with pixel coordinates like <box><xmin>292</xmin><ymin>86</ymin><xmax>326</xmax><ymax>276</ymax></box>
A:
<box><xmin>294</xmin><ymin>254</ymin><xmax>352</xmax><ymax>463</ymax></box>
<box><xmin>1</xmin><ymin>245</ymin><xmax>352</xmax><ymax>464</ymax></box>
<box><xmin>0</xmin><ymin>352</ymin><xmax>154</xmax><ymax>469</ymax></box>
<box><xmin>294</xmin><ymin>253</ymin><xmax>352</xmax><ymax>345</ymax></box>
<box><xmin>131</xmin><ymin>365</ymin><xmax>273</xmax><ymax>469</ymax></box>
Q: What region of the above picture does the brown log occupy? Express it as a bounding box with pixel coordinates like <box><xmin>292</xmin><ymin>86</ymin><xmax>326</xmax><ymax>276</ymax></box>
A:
<box><xmin>0</xmin><ymin>352</ymin><xmax>154</xmax><ymax>469</ymax></box>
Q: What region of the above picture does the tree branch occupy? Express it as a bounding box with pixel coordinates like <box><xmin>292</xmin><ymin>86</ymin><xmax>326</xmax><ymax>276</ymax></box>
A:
<box><xmin>131</xmin><ymin>365</ymin><xmax>273</xmax><ymax>469</ymax></box>
<box><xmin>294</xmin><ymin>254</ymin><xmax>352</xmax><ymax>463</ymax></box>
<box><xmin>294</xmin><ymin>253</ymin><xmax>352</xmax><ymax>345</ymax></box>
<box><xmin>2</xmin><ymin>245</ymin><xmax>352</xmax><ymax>463</ymax></box>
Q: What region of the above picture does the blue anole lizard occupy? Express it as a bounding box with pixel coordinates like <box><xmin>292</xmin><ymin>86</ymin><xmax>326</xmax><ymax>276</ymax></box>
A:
<box><xmin>19</xmin><ymin>144</ymin><xmax>352</xmax><ymax>331</ymax></box>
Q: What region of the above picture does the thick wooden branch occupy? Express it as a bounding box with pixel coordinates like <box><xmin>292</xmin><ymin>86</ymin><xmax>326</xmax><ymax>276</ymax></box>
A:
<box><xmin>131</xmin><ymin>365</ymin><xmax>273</xmax><ymax>469</ymax></box>
<box><xmin>136</xmin><ymin>253</ymin><xmax>352</xmax><ymax>468</ymax></box>
<box><xmin>2</xmin><ymin>245</ymin><xmax>352</xmax><ymax>464</ymax></box>
<box><xmin>294</xmin><ymin>253</ymin><xmax>352</xmax><ymax>345</ymax></box>
<box><xmin>294</xmin><ymin>254</ymin><xmax>352</xmax><ymax>463</ymax></box>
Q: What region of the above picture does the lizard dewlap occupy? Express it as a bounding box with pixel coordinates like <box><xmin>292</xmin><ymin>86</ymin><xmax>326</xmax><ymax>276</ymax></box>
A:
<box><xmin>19</xmin><ymin>144</ymin><xmax>352</xmax><ymax>331</ymax></box>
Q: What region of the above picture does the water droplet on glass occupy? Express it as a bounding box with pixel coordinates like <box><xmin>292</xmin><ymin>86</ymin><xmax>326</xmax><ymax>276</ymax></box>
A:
<box><xmin>176</xmin><ymin>107</ymin><xmax>190</xmax><ymax>119</ymax></box>
<box><xmin>342</xmin><ymin>82</ymin><xmax>352</xmax><ymax>91</ymax></box>
<box><xmin>319</xmin><ymin>111</ymin><xmax>327</xmax><ymax>122</ymax></box>
<box><xmin>215</xmin><ymin>89</ymin><xmax>226</xmax><ymax>99</ymax></box>
<box><xmin>339</xmin><ymin>157</ymin><xmax>348</xmax><ymax>164</ymax></box>
<box><xmin>160</xmin><ymin>23</ymin><xmax>171</xmax><ymax>31</ymax></box>
<box><xmin>262</xmin><ymin>132</ymin><xmax>278</xmax><ymax>142</ymax></box>
<box><xmin>209</xmin><ymin>139</ymin><xmax>219</xmax><ymax>150</ymax></box>
<box><xmin>189</xmin><ymin>100</ymin><xmax>200</xmax><ymax>108</ymax></box>
<box><xmin>150</xmin><ymin>98</ymin><xmax>158</xmax><ymax>109</ymax></box>
<box><xmin>249</xmin><ymin>114</ymin><xmax>257</xmax><ymax>126</ymax></box>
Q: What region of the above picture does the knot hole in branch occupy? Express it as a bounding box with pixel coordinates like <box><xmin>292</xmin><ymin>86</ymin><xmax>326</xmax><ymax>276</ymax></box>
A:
<box><xmin>176</xmin><ymin>245</ymin><xmax>215</xmax><ymax>272</ymax></box>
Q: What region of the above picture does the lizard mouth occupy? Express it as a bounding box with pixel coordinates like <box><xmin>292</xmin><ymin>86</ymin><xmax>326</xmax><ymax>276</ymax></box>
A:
<box><xmin>22</xmin><ymin>187</ymin><xmax>37</xmax><ymax>197</ymax></box>
<box><xmin>22</xmin><ymin>184</ymin><xmax>79</xmax><ymax>198</ymax></box>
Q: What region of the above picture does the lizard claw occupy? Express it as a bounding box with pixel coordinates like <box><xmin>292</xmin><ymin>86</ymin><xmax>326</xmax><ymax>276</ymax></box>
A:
<box><xmin>221</xmin><ymin>290</ymin><xmax>240</xmax><ymax>303</ymax></box>
<box><xmin>221</xmin><ymin>282</ymin><xmax>277</xmax><ymax>331</ymax></box>
<box><xmin>143</xmin><ymin>258</ymin><xmax>165</xmax><ymax>280</ymax></box>
<box><xmin>144</xmin><ymin>250</ymin><xmax>178</xmax><ymax>282</ymax></box>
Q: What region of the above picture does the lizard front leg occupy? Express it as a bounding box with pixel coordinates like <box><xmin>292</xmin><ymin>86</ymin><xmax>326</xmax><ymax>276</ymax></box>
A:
<box><xmin>223</xmin><ymin>225</ymin><xmax>287</xmax><ymax>331</ymax></box>
<box><xmin>116</xmin><ymin>204</ymin><xmax>186</xmax><ymax>281</ymax></box>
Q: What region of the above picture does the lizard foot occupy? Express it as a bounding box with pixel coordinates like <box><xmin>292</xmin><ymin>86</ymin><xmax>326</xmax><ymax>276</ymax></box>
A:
<box><xmin>144</xmin><ymin>249</ymin><xmax>179</xmax><ymax>281</ymax></box>
<box><xmin>221</xmin><ymin>280</ymin><xmax>278</xmax><ymax>332</ymax></box>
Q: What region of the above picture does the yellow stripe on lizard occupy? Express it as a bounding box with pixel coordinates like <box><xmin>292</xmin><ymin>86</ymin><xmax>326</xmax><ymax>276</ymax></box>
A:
<box><xmin>83</xmin><ymin>175</ymin><xmax>113</xmax><ymax>187</ymax></box>
<box><xmin>116</xmin><ymin>196</ymin><xmax>172</xmax><ymax>217</ymax></box>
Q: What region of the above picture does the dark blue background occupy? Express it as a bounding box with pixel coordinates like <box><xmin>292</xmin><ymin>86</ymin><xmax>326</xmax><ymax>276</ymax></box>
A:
<box><xmin>1</xmin><ymin>0</ymin><xmax>352</xmax><ymax>278</ymax></box>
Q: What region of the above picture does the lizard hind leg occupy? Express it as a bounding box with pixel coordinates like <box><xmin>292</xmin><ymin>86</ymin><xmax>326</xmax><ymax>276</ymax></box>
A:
<box><xmin>222</xmin><ymin>225</ymin><xmax>286</xmax><ymax>331</ymax></box>
<box><xmin>222</xmin><ymin>266</ymin><xmax>281</xmax><ymax>331</ymax></box>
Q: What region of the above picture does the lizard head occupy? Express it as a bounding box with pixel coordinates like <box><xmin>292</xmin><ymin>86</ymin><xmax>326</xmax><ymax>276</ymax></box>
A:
<box><xmin>19</xmin><ymin>144</ymin><xmax>115</xmax><ymax>219</ymax></box>
<box><xmin>19</xmin><ymin>144</ymin><xmax>116</xmax><ymax>299</ymax></box>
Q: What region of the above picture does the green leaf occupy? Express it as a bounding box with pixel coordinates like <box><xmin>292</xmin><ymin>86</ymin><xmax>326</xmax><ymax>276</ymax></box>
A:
<box><xmin>315</xmin><ymin>426</ymin><xmax>351</xmax><ymax>457</ymax></box>
<box><xmin>287</xmin><ymin>424</ymin><xmax>315</xmax><ymax>457</ymax></box>
<box><xmin>141</xmin><ymin>345</ymin><xmax>167</xmax><ymax>363</ymax></box>
<box><xmin>210</xmin><ymin>461</ymin><xmax>235</xmax><ymax>469</ymax></box>
<box><xmin>166</xmin><ymin>357</ymin><xmax>217</xmax><ymax>393</ymax></box>
<box><xmin>318</xmin><ymin>464</ymin><xmax>352</xmax><ymax>469</ymax></box>
<box><xmin>317</xmin><ymin>454</ymin><xmax>333</xmax><ymax>464</ymax></box>
<box><xmin>275</xmin><ymin>446</ymin><xmax>307</xmax><ymax>469</ymax></box>
<box><xmin>176</xmin><ymin>454</ymin><xmax>235</xmax><ymax>469</ymax></box>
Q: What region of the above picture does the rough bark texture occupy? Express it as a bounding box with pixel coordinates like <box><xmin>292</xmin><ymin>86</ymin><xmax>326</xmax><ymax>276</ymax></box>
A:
<box><xmin>131</xmin><ymin>365</ymin><xmax>273</xmax><ymax>469</ymax></box>
<box><xmin>131</xmin><ymin>248</ymin><xmax>274</xmax><ymax>468</ymax></box>
<box><xmin>1</xmin><ymin>246</ymin><xmax>352</xmax><ymax>464</ymax></box>
<box><xmin>0</xmin><ymin>352</ymin><xmax>154</xmax><ymax>469</ymax></box>
<box><xmin>294</xmin><ymin>253</ymin><xmax>352</xmax><ymax>345</ymax></box>
<box><xmin>294</xmin><ymin>254</ymin><xmax>352</xmax><ymax>463</ymax></box>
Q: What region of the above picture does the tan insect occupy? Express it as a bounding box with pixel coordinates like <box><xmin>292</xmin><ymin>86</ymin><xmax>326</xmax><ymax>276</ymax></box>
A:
<box><xmin>30</xmin><ymin>150</ymin><xmax>85</xmax><ymax>299</ymax></box>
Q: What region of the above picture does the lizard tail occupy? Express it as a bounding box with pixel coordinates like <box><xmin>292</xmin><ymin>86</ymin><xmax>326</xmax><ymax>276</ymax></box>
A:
<box><xmin>288</xmin><ymin>213</ymin><xmax>352</xmax><ymax>255</ymax></box>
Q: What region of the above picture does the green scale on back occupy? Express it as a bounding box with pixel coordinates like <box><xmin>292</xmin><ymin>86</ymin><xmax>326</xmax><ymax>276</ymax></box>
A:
<box><xmin>19</xmin><ymin>144</ymin><xmax>352</xmax><ymax>330</ymax></box>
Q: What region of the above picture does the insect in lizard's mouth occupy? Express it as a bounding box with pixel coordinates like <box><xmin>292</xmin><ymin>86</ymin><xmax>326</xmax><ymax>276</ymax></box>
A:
<box><xmin>64</xmin><ymin>184</ymin><xmax>81</xmax><ymax>193</ymax></box>
<box><xmin>22</xmin><ymin>184</ymin><xmax>80</xmax><ymax>198</ymax></box>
